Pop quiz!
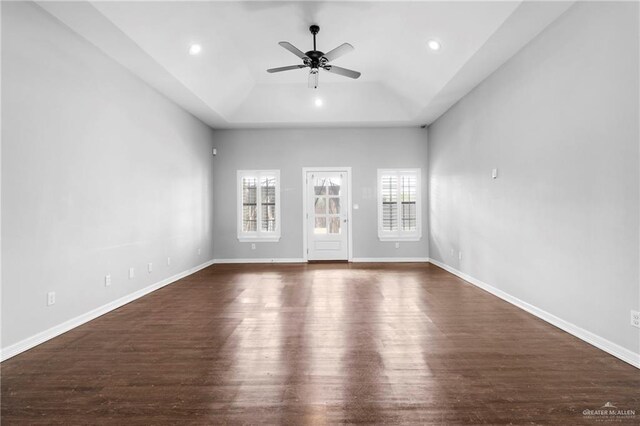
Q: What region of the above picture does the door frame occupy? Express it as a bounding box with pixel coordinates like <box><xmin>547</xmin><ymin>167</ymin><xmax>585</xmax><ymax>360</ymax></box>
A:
<box><xmin>302</xmin><ymin>167</ymin><xmax>353</xmax><ymax>262</ymax></box>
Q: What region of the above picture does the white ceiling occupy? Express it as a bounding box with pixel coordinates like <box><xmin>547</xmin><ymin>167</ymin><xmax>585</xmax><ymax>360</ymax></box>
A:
<box><xmin>39</xmin><ymin>1</ymin><xmax>574</xmax><ymax>129</ymax></box>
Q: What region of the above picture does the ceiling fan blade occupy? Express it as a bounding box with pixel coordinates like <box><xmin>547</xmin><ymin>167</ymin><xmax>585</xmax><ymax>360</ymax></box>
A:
<box><xmin>267</xmin><ymin>65</ymin><xmax>307</xmax><ymax>73</ymax></box>
<box><xmin>322</xmin><ymin>43</ymin><xmax>354</xmax><ymax>62</ymax></box>
<box><xmin>279</xmin><ymin>41</ymin><xmax>308</xmax><ymax>59</ymax></box>
<box><xmin>308</xmin><ymin>70</ymin><xmax>319</xmax><ymax>89</ymax></box>
<box><xmin>323</xmin><ymin>65</ymin><xmax>361</xmax><ymax>79</ymax></box>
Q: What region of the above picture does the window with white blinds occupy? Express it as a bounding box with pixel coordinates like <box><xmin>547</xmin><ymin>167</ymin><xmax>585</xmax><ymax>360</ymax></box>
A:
<box><xmin>377</xmin><ymin>169</ymin><xmax>421</xmax><ymax>241</ymax></box>
<box><xmin>237</xmin><ymin>170</ymin><xmax>281</xmax><ymax>242</ymax></box>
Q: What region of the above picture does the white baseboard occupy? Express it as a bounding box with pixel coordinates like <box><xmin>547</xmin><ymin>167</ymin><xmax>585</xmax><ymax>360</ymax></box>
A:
<box><xmin>213</xmin><ymin>258</ymin><xmax>305</xmax><ymax>264</ymax></box>
<box><xmin>428</xmin><ymin>258</ymin><xmax>640</xmax><ymax>369</ymax></box>
<box><xmin>214</xmin><ymin>257</ymin><xmax>429</xmax><ymax>264</ymax></box>
<box><xmin>351</xmin><ymin>257</ymin><xmax>430</xmax><ymax>263</ymax></box>
<box><xmin>0</xmin><ymin>259</ymin><xmax>215</xmax><ymax>362</ymax></box>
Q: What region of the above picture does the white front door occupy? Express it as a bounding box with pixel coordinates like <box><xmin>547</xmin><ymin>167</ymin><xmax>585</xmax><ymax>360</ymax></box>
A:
<box><xmin>305</xmin><ymin>170</ymin><xmax>349</xmax><ymax>261</ymax></box>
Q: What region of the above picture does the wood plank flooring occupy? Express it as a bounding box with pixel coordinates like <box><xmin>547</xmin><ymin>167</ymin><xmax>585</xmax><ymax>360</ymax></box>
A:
<box><xmin>1</xmin><ymin>263</ymin><xmax>638</xmax><ymax>424</ymax></box>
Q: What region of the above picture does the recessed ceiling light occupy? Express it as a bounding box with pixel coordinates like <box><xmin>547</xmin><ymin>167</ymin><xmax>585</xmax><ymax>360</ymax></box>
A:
<box><xmin>315</xmin><ymin>98</ymin><xmax>323</xmax><ymax>107</ymax></box>
<box><xmin>189</xmin><ymin>44</ymin><xmax>202</xmax><ymax>55</ymax></box>
<box><xmin>427</xmin><ymin>39</ymin><xmax>441</xmax><ymax>51</ymax></box>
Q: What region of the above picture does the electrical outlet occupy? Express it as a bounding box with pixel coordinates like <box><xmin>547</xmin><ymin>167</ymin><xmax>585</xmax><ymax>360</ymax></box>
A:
<box><xmin>167</xmin><ymin>257</ymin><xmax>171</xmax><ymax>266</ymax></box>
<box><xmin>197</xmin><ymin>248</ymin><xmax>201</xmax><ymax>256</ymax></box>
<box><xmin>458</xmin><ymin>251</ymin><xmax>462</xmax><ymax>261</ymax></box>
<box><xmin>251</xmin><ymin>243</ymin><xmax>256</xmax><ymax>250</ymax></box>
<box><xmin>105</xmin><ymin>274</ymin><xmax>111</xmax><ymax>287</ymax></box>
<box><xmin>148</xmin><ymin>263</ymin><xmax>153</xmax><ymax>273</ymax></box>
<box><xmin>631</xmin><ymin>310</ymin><xmax>640</xmax><ymax>328</ymax></box>
<box><xmin>129</xmin><ymin>267</ymin><xmax>135</xmax><ymax>279</ymax></box>
<box><xmin>47</xmin><ymin>291</ymin><xmax>56</xmax><ymax>306</ymax></box>
<box><xmin>395</xmin><ymin>242</ymin><xmax>400</xmax><ymax>249</ymax></box>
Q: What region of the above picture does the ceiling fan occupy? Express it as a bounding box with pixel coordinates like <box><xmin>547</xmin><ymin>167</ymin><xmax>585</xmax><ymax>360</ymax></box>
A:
<box><xmin>267</xmin><ymin>25</ymin><xmax>361</xmax><ymax>89</ymax></box>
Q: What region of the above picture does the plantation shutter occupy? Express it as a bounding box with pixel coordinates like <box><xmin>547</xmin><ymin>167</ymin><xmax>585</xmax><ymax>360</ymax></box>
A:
<box><xmin>238</xmin><ymin>170</ymin><xmax>281</xmax><ymax>242</ymax></box>
<box><xmin>381</xmin><ymin>175</ymin><xmax>398</xmax><ymax>231</ymax></box>
<box><xmin>242</xmin><ymin>177</ymin><xmax>257</xmax><ymax>232</ymax></box>
<box><xmin>400</xmin><ymin>174</ymin><xmax>417</xmax><ymax>231</ymax></box>
<box><xmin>261</xmin><ymin>176</ymin><xmax>276</xmax><ymax>232</ymax></box>
<box><xmin>378</xmin><ymin>169</ymin><xmax>421</xmax><ymax>241</ymax></box>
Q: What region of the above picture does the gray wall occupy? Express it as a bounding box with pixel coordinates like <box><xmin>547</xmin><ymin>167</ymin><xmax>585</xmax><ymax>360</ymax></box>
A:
<box><xmin>428</xmin><ymin>1</ymin><xmax>639</xmax><ymax>355</ymax></box>
<box><xmin>211</xmin><ymin>128</ymin><xmax>429</xmax><ymax>260</ymax></box>
<box><xmin>1</xmin><ymin>2</ymin><xmax>215</xmax><ymax>349</ymax></box>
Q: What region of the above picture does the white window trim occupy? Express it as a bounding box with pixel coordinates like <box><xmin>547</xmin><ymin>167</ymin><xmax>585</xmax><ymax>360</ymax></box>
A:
<box><xmin>237</xmin><ymin>170</ymin><xmax>281</xmax><ymax>242</ymax></box>
<box><xmin>377</xmin><ymin>168</ymin><xmax>422</xmax><ymax>242</ymax></box>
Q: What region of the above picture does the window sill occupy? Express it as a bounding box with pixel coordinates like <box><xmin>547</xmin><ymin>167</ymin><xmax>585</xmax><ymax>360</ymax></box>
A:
<box><xmin>238</xmin><ymin>236</ymin><xmax>281</xmax><ymax>243</ymax></box>
<box><xmin>378</xmin><ymin>235</ymin><xmax>422</xmax><ymax>242</ymax></box>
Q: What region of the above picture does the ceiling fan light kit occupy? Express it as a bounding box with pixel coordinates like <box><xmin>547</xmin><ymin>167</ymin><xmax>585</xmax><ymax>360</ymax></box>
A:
<box><xmin>267</xmin><ymin>25</ymin><xmax>361</xmax><ymax>89</ymax></box>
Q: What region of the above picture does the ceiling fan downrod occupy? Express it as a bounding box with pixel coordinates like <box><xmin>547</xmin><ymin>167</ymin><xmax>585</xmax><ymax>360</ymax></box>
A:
<box><xmin>310</xmin><ymin>25</ymin><xmax>319</xmax><ymax>51</ymax></box>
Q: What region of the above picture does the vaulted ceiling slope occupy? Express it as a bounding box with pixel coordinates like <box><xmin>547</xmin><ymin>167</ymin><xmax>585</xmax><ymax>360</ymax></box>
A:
<box><xmin>38</xmin><ymin>1</ymin><xmax>574</xmax><ymax>129</ymax></box>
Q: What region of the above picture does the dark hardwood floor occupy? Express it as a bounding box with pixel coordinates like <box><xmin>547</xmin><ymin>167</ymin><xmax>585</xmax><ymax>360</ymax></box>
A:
<box><xmin>1</xmin><ymin>263</ymin><xmax>638</xmax><ymax>424</ymax></box>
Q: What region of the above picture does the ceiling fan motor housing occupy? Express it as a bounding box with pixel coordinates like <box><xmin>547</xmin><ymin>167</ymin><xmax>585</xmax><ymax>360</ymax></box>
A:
<box><xmin>305</xmin><ymin>50</ymin><xmax>325</xmax><ymax>68</ymax></box>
